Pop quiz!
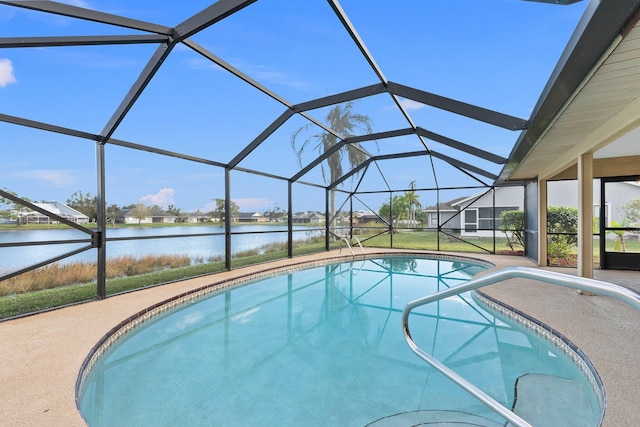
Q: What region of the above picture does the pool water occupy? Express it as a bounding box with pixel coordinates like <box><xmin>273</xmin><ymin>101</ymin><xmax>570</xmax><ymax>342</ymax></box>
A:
<box><xmin>78</xmin><ymin>256</ymin><xmax>602</xmax><ymax>426</ymax></box>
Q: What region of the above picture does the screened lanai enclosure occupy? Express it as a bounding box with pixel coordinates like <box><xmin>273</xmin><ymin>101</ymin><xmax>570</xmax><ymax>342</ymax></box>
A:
<box><xmin>1</xmin><ymin>0</ymin><xmax>626</xmax><ymax>317</ymax></box>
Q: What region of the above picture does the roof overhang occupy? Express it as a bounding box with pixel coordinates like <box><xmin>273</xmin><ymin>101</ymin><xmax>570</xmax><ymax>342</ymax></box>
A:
<box><xmin>498</xmin><ymin>0</ymin><xmax>640</xmax><ymax>183</ymax></box>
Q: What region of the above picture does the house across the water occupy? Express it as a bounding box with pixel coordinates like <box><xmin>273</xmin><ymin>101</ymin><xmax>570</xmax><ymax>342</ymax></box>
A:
<box><xmin>19</xmin><ymin>201</ymin><xmax>90</xmax><ymax>225</ymax></box>
<box><xmin>234</xmin><ymin>212</ymin><xmax>269</xmax><ymax>223</ymax></box>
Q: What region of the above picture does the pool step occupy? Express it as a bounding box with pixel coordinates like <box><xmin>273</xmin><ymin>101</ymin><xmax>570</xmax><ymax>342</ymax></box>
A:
<box><xmin>366</xmin><ymin>409</ymin><xmax>504</xmax><ymax>426</ymax></box>
<box><xmin>510</xmin><ymin>373</ymin><xmax>594</xmax><ymax>426</ymax></box>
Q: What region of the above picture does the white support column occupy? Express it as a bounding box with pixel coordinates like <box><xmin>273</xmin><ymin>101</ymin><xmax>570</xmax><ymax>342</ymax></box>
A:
<box><xmin>538</xmin><ymin>179</ymin><xmax>548</xmax><ymax>266</ymax></box>
<box><xmin>578</xmin><ymin>153</ymin><xmax>594</xmax><ymax>279</ymax></box>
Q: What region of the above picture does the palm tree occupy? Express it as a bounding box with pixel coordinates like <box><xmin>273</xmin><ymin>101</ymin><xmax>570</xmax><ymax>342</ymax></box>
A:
<box><xmin>404</xmin><ymin>181</ymin><xmax>421</xmax><ymax>228</ymax></box>
<box><xmin>291</xmin><ymin>101</ymin><xmax>373</xmax><ymax>221</ymax></box>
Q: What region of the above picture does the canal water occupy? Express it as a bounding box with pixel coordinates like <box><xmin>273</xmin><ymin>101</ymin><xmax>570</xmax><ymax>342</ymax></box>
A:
<box><xmin>0</xmin><ymin>225</ymin><xmax>323</xmax><ymax>273</ymax></box>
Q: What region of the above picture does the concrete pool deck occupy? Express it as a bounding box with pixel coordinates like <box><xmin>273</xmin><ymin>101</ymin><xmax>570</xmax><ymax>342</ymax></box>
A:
<box><xmin>1</xmin><ymin>249</ymin><xmax>638</xmax><ymax>426</ymax></box>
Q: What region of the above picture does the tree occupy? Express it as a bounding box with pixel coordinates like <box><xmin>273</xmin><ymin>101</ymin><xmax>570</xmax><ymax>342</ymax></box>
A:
<box><xmin>105</xmin><ymin>204</ymin><xmax>120</xmax><ymax>226</ymax></box>
<box><xmin>66</xmin><ymin>191</ymin><xmax>98</xmax><ymax>222</ymax></box>
<box><xmin>263</xmin><ymin>203</ymin><xmax>283</xmax><ymax>222</ymax></box>
<box><xmin>165</xmin><ymin>204</ymin><xmax>185</xmax><ymax>222</ymax></box>
<box><xmin>0</xmin><ymin>188</ymin><xmax>30</xmax><ymax>225</ymax></box>
<box><xmin>404</xmin><ymin>181</ymin><xmax>421</xmax><ymax>227</ymax></box>
<box><xmin>129</xmin><ymin>203</ymin><xmax>151</xmax><ymax>224</ymax></box>
<box><xmin>379</xmin><ymin>195</ymin><xmax>410</xmax><ymax>230</ymax></box>
<box><xmin>620</xmin><ymin>199</ymin><xmax>640</xmax><ymax>226</ymax></box>
<box><xmin>291</xmin><ymin>102</ymin><xmax>373</xmax><ymax>221</ymax></box>
<box><xmin>608</xmin><ymin>219</ymin><xmax>630</xmax><ymax>252</ymax></box>
<box><xmin>166</xmin><ymin>204</ymin><xmax>180</xmax><ymax>216</ymax></box>
<box><xmin>149</xmin><ymin>205</ymin><xmax>165</xmax><ymax>217</ymax></box>
<box><xmin>499</xmin><ymin>210</ymin><xmax>525</xmax><ymax>250</ymax></box>
<box><xmin>609</xmin><ymin>198</ymin><xmax>640</xmax><ymax>251</ymax></box>
<box><xmin>210</xmin><ymin>198</ymin><xmax>239</xmax><ymax>223</ymax></box>
<box><xmin>0</xmin><ymin>188</ymin><xmax>17</xmax><ymax>221</ymax></box>
<box><xmin>378</xmin><ymin>184</ymin><xmax>421</xmax><ymax>231</ymax></box>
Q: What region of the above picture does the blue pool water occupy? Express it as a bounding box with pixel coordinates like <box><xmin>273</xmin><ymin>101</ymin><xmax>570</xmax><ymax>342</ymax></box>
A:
<box><xmin>78</xmin><ymin>256</ymin><xmax>601</xmax><ymax>426</ymax></box>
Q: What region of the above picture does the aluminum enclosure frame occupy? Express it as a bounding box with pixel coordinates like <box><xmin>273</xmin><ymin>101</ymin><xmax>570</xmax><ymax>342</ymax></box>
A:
<box><xmin>0</xmin><ymin>0</ymin><xmax>615</xmax><ymax>310</ymax></box>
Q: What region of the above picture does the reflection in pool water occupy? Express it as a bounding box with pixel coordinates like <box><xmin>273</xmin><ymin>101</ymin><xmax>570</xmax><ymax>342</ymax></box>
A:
<box><xmin>78</xmin><ymin>256</ymin><xmax>601</xmax><ymax>426</ymax></box>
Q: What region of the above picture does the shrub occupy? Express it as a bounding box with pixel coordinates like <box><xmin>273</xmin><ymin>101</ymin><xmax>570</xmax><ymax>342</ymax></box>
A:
<box><xmin>547</xmin><ymin>206</ymin><xmax>578</xmax><ymax>259</ymax></box>
<box><xmin>497</xmin><ymin>206</ymin><xmax>579</xmax><ymax>260</ymax></box>
<box><xmin>0</xmin><ymin>254</ymin><xmax>191</xmax><ymax>297</ymax></box>
<box><xmin>548</xmin><ymin>240</ymin><xmax>573</xmax><ymax>259</ymax></box>
<box><xmin>499</xmin><ymin>210</ymin><xmax>524</xmax><ymax>249</ymax></box>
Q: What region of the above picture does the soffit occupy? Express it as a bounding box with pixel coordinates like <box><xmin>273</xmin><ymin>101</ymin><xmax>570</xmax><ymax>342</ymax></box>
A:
<box><xmin>506</xmin><ymin>18</ymin><xmax>640</xmax><ymax>182</ymax></box>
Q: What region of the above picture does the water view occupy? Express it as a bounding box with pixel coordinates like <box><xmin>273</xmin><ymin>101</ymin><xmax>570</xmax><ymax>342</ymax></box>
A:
<box><xmin>0</xmin><ymin>225</ymin><xmax>323</xmax><ymax>273</ymax></box>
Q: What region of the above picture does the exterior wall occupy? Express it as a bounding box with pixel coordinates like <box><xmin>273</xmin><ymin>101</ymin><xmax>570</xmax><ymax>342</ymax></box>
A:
<box><xmin>456</xmin><ymin>187</ymin><xmax>524</xmax><ymax>237</ymax></box>
<box><xmin>601</xmin><ymin>181</ymin><xmax>640</xmax><ymax>226</ymax></box>
<box><xmin>152</xmin><ymin>216</ymin><xmax>177</xmax><ymax>223</ymax></box>
<box><xmin>547</xmin><ymin>180</ymin><xmax>640</xmax><ymax>225</ymax></box>
<box><xmin>235</xmin><ymin>213</ymin><xmax>268</xmax><ymax>222</ymax></box>
<box><xmin>456</xmin><ymin>186</ymin><xmax>525</xmax><ymax>211</ymax></box>
<box><xmin>292</xmin><ymin>213</ymin><xmax>325</xmax><ymax>224</ymax></box>
<box><xmin>355</xmin><ymin>215</ymin><xmax>381</xmax><ymax>224</ymax></box>
<box><xmin>124</xmin><ymin>216</ymin><xmax>153</xmax><ymax>224</ymax></box>
<box><xmin>21</xmin><ymin>215</ymin><xmax>61</xmax><ymax>225</ymax></box>
<box><xmin>186</xmin><ymin>216</ymin><xmax>210</xmax><ymax>223</ymax></box>
<box><xmin>432</xmin><ymin>211</ymin><xmax>459</xmax><ymax>230</ymax></box>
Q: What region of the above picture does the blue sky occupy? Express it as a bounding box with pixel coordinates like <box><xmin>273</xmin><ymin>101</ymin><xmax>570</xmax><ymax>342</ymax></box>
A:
<box><xmin>0</xmin><ymin>0</ymin><xmax>588</xmax><ymax>214</ymax></box>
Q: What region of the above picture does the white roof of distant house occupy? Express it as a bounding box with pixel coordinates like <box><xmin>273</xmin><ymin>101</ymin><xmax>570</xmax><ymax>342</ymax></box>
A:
<box><xmin>237</xmin><ymin>212</ymin><xmax>263</xmax><ymax>218</ymax></box>
<box><xmin>32</xmin><ymin>201</ymin><xmax>89</xmax><ymax>220</ymax></box>
<box><xmin>423</xmin><ymin>196</ymin><xmax>469</xmax><ymax>212</ymax></box>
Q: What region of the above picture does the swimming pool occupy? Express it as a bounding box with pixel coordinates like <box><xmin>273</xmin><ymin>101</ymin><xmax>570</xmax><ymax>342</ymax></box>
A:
<box><xmin>77</xmin><ymin>255</ymin><xmax>602</xmax><ymax>426</ymax></box>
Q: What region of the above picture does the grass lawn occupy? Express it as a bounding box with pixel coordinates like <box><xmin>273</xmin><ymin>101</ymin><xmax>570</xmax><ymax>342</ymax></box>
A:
<box><xmin>361</xmin><ymin>230</ymin><xmax>518</xmax><ymax>253</ymax></box>
<box><xmin>0</xmin><ymin>240</ymin><xmax>328</xmax><ymax>320</ymax></box>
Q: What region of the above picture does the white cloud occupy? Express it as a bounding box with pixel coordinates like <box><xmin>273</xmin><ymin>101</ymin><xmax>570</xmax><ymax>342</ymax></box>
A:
<box><xmin>399</xmin><ymin>99</ymin><xmax>425</xmax><ymax>111</ymax></box>
<box><xmin>140</xmin><ymin>187</ymin><xmax>175</xmax><ymax>208</ymax></box>
<box><xmin>201</xmin><ymin>200</ymin><xmax>218</xmax><ymax>214</ymax></box>
<box><xmin>12</xmin><ymin>169</ymin><xmax>78</xmax><ymax>187</ymax></box>
<box><xmin>234</xmin><ymin>197</ymin><xmax>273</xmax><ymax>211</ymax></box>
<box><xmin>251</xmin><ymin>66</ymin><xmax>310</xmax><ymax>90</ymax></box>
<box><xmin>383</xmin><ymin>98</ymin><xmax>425</xmax><ymax>112</ymax></box>
<box><xmin>0</xmin><ymin>58</ymin><xmax>17</xmax><ymax>88</ymax></box>
<box><xmin>184</xmin><ymin>57</ymin><xmax>224</xmax><ymax>72</ymax></box>
<box><xmin>186</xmin><ymin>56</ymin><xmax>310</xmax><ymax>91</ymax></box>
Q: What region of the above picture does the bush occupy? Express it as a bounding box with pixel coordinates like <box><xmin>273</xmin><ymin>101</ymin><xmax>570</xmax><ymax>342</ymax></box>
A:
<box><xmin>498</xmin><ymin>206</ymin><xmax>579</xmax><ymax>260</ymax></box>
<box><xmin>499</xmin><ymin>210</ymin><xmax>524</xmax><ymax>249</ymax></box>
<box><xmin>548</xmin><ymin>240</ymin><xmax>573</xmax><ymax>258</ymax></box>
<box><xmin>547</xmin><ymin>206</ymin><xmax>578</xmax><ymax>244</ymax></box>
<box><xmin>547</xmin><ymin>206</ymin><xmax>578</xmax><ymax>259</ymax></box>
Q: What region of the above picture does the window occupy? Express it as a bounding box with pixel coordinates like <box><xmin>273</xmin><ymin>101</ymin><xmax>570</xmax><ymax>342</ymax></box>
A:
<box><xmin>464</xmin><ymin>209</ymin><xmax>477</xmax><ymax>232</ymax></box>
<box><xmin>429</xmin><ymin>212</ymin><xmax>438</xmax><ymax>227</ymax></box>
<box><xmin>464</xmin><ymin>206</ymin><xmax>519</xmax><ymax>232</ymax></box>
<box><xmin>478</xmin><ymin>206</ymin><xmax>518</xmax><ymax>230</ymax></box>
